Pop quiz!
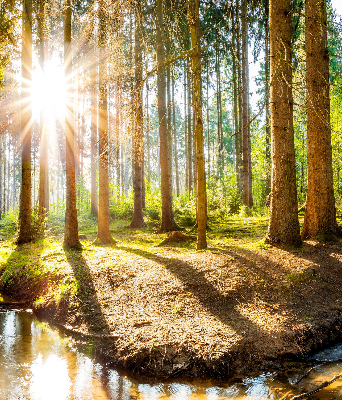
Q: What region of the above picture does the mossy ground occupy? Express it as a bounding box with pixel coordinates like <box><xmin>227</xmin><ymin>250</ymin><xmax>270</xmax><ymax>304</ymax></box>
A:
<box><xmin>1</xmin><ymin>216</ymin><xmax>342</xmax><ymax>378</ymax></box>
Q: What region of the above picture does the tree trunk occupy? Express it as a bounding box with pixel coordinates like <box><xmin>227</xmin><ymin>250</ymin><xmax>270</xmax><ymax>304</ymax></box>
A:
<box><xmin>96</xmin><ymin>0</ymin><xmax>115</xmax><ymax>244</ymax></box>
<box><xmin>232</xmin><ymin>4</ymin><xmax>242</xmax><ymax>193</ymax></box>
<box><xmin>18</xmin><ymin>0</ymin><xmax>33</xmax><ymax>244</ymax></box>
<box><xmin>187</xmin><ymin>57</ymin><xmax>193</xmax><ymax>196</ymax></box>
<box><xmin>156</xmin><ymin>0</ymin><xmax>178</xmax><ymax>232</ymax></box>
<box><xmin>241</xmin><ymin>0</ymin><xmax>252</xmax><ymax>208</ymax></box>
<box><xmin>90</xmin><ymin>82</ymin><xmax>98</xmax><ymax>216</ymax></box>
<box><xmin>264</xmin><ymin>0</ymin><xmax>271</xmax><ymax>197</ymax></box>
<box><xmin>188</xmin><ymin>0</ymin><xmax>207</xmax><ymax>250</ymax></box>
<box><xmin>206</xmin><ymin>58</ymin><xmax>210</xmax><ymax>179</ymax></box>
<box><xmin>130</xmin><ymin>0</ymin><xmax>145</xmax><ymax>228</ymax></box>
<box><xmin>63</xmin><ymin>0</ymin><xmax>81</xmax><ymax>249</ymax></box>
<box><xmin>172</xmin><ymin>70</ymin><xmax>180</xmax><ymax>197</ymax></box>
<box><xmin>184</xmin><ymin>60</ymin><xmax>189</xmax><ymax>192</ymax></box>
<box><xmin>216</xmin><ymin>45</ymin><xmax>223</xmax><ymax>177</ymax></box>
<box><xmin>38</xmin><ymin>0</ymin><xmax>49</xmax><ymax>216</ymax></box>
<box><xmin>266</xmin><ymin>0</ymin><xmax>301</xmax><ymax>246</ymax></box>
<box><xmin>302</xmin><ymin>0</ymin><xmax>337</xmax><ymax>239</ymax></box>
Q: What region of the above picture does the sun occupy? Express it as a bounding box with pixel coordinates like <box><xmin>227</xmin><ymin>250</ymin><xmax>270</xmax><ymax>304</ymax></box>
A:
<box><xmin>32</xmin><ymin>58</ymin><xmax>66</xmax><ymax>121</ymax></box>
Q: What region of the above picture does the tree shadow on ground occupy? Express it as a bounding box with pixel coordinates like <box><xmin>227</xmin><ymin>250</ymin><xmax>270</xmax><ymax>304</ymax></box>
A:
<box><xmin>117</xmin><ymin>245</ymin><xmax>279</xmax><ymax>340</ymax></box>
<box><xmin>64</xmin><ymin>248</ymin><xmax>110</xmax><ymax>334</ymax></box>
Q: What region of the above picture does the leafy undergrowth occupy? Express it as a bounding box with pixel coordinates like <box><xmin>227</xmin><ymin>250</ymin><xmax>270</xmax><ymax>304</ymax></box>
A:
<box><xmin>1</xmin><ymin>217</ymin><xmax>342</xmax><ymax>378</ymax></box>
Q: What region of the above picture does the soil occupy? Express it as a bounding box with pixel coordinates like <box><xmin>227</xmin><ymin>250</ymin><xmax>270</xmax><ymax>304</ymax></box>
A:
<box><xmin>2</xmin><ymin>227</ymin><xmax>342</xmax><ymax>379</ymax></box>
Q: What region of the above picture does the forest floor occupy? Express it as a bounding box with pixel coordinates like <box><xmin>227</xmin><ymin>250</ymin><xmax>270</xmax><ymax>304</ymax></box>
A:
<box><xmin>1</xmin><ymin>216</ymin><xmax>342</xmax><ymax>379</ymax></box>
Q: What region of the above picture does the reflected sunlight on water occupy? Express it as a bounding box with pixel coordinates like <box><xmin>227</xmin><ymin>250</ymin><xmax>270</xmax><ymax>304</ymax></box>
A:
<box><xmin>0</xmin><ymin>307</ymin><xmax>342</xmax><ymax>399</ymax></box>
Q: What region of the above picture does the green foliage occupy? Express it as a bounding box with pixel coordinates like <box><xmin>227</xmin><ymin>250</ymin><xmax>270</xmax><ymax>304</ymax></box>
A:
<box><xmin>47</xmin><ymin>199</ymin><xmax>66</xmax><ymax>235</ymax></box>
<box><xmin>173</xmin><ymin>194</ymin><xmax>196</xmax><ymax>227</ymax></box>
<box><xmin>109</xmin><ymin>189</ymin><xmax>134</xmax><ymax>220</ymax></box>
<box><xmin>144</xmin><ymin>185</ymin><xmax>162</xmax><ymax>223</ymax></box>
<box><xmin>0</xmin><ymin>209</ymin><xmax>18</xmax><ymax>237</ymax></box>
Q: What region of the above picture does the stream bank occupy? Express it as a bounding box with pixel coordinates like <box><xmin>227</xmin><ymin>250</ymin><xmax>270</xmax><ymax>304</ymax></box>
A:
<box><xmin>1</xmin><ymin>235</ymin><xmax>342</xmax><ymax>379</ymax></box>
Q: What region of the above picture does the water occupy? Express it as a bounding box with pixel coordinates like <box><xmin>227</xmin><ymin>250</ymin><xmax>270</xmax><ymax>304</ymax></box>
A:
<box><xmin>0</xmin><ymin>299</ymin><xmax>342</xmax><ymax>399</ymax></box>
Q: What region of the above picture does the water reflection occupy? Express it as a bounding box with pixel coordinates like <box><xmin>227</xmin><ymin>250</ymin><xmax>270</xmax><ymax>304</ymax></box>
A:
<box><xmin>0</xmin><ymin>308</ymin><xmax>342</xmax><ymax>399</ymax></box>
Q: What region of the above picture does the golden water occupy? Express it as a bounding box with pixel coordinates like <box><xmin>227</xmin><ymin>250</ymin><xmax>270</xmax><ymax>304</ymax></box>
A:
<box><xmin>0</xmin><ymin>301</ymin><xmax>341</xmax><ymax>399</ymax></box>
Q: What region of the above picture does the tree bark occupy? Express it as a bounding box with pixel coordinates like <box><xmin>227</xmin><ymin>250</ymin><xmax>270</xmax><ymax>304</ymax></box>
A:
<box><xmin>264</xmin><ymin>0</ymin><xmax>271</xmax><ymax>197</ymax></box>
<box><xmin>188</xmin><ymin>0</ymin><xmax>207</xmax><ymax>249</ymax></box>
<box><xmin>90</xmin><ymin>81</ymin><xmax>98</xmax><ymax>216</ymax></box>
<box><xmin>38</xmin><ymin>0</ymin><xmax>49</xmax><ymax>217</ymax></box>
<box><xmin>156</xmin><ymin>0</ymin><xmax>178</xmax><ymax>232</ymax></box>
<box><xmin>63</xmin><ymin>0</ymin><xmax>81</xmax><ymax>249</ymax></box>
<box><xmin>302</xmin><ymin>0</ymin><xmax>337</xmax><ymax>239</ymax></box>
<box><xmin>18</xmin><ymin>0</ymin><xmax>33</xmax><ymax>244</ymax></box>
<box><xmin>96</xmin><ymin>0</ymin><xmax>115</xmax><ymax>244</ymax></box>
<box><xmin>266</xmin><ymin>0</ymin><xmax>301</xmax><ymax>246</ymax></box>
<box><xmin>172</xmin><ymin>70</ymin><xmax>180</xmax><ymax>197</ymax></box>
<box><xmin>130</xmin><ymin>0</ymin><xmax>145</xmax><ymax>228</ymax></box>
<box><xmin>241</xmin><ymin>0</ymin><xmax>252</xmax><ymax>208</ymax></box>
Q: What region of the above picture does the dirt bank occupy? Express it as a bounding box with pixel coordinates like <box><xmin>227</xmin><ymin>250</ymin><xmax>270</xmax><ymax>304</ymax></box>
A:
<box><xmin>1</xmin><ymin>231</ymin><xmax>342</xmax><ymax>379</ymax></box>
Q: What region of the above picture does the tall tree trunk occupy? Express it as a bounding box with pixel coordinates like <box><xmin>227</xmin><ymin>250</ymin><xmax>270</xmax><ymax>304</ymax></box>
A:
<box><xmin>156</xmin><ymin>0</ymin><xmax>177</xmax><ymax>231</ymax></box>
<box><xmin>184</xmin><ymin>60</ymin><xmax>189</xmax><ymax>192</ymax></box>
<box><xmin>188</xmin><ymin>0</ymin><xmax>207</xmax><ymax>249</ymax></box>
<box><xmin>266</xmin><ymin>0</ymin><xmax>301</xmax><ymax>246</ymax></box>
<box><xmin>236</xmin><ymin>0</ymin><xmax>244</xmax><ymax>192</ymax></box>
<box><xmin>96</xmin><ymin>0</ymin><xmax>115</xmax><ymax>244</ymax></box>
<box><xmin>18</xmin><ymin>0</ymin><xmax>33</xmax><ymax>244</ymax></box>
<box><xmin>241</xmin><ymin>0</ymin><xmax>252</xmax><ymax>207</ymax></box>
<box><xmin>172</xmin><ymin>70</ymin><xmax>180</xmax><ymax>197</ymax></box>
<box><xmin>130</xmin><ymin>0</ymin><xmax>145</xmax><ymax>228</ymax></box>
<box><xmin>38</xmin><ymin>0</ymin><xmax>49</xmax><ymax>216</ymax></box>
<box><xmin>216</xmin><ymin>45</ymin><xmax>223</xmax><ymax>177</ymax></box>
<box><xmin>63</xmin><ymin>0</ymin><xmax>80</xmax><ymax>249</ymax></box>
<box><xmin>206</xmin><ymin>57</ymin><xmax>210</xmax><ymax>179</ymax></box>
<box><xmin>302</xmin><ymin>0</ymin><xmax>337</xmax><ymax>239</ymax></box>
<box><xmin>187</xmin><ymin>57</ymin><xmax>193</xmax><ymax>196</ymax></box>
<box><xmin>90</xmin><ymin>81</ymin><xmax>98</xmax><ymax>216</ymax></box>
<box><xmin>264</xmin><ymin>0</ymin><xmax>271</xmax><ymax>197</ymax></box>
<box><xmin>146</xmin><ymin>78</ymin><xmax>151</xmax><ymax>183</ymax></box>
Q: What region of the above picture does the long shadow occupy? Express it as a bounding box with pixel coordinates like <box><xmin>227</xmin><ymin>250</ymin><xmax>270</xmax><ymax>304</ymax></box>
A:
<box><xmin>117</xmin><ymin>245</ymin><xmax>276</xmax><ymax>340</ymax></box>
<box><xmin>64</xmin><ymin>248</ymin><xmax>110</xmax><ymax>334</ymax></box>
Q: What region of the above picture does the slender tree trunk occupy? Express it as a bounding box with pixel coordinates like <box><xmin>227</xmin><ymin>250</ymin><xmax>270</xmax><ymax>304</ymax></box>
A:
<box><xmin>264</xmin><ymin>0</ymin><xmax>271</xmax><ymax>197</ymax></box>
<box><xmin>241</xmin><ymin>0</ymin><xmax>252</xmax><ymax>207</ymax></box>
<box><xmin>38</xmin><ymin>0</ymin><xmax>49</xmax><ymax>216</ymax></box>
<box><xmin>172</xmin><ymin>71</ymin><xmax>180</xmax><ymax>197</ymax></box>
<box><xmin>188</xmin><ymin>0</ymin><xmax>207</xmax><ymax>249</ymax></box>
<box><xmin>130</xmin><ymin>0</ymin><xmax>145</xmax><ymax>228</ymax></box>
<box><xmin>63</xmin><ymin>0</ymin><xmax>80</xmax><ymax>249</ymax></box>
<box><xmin>18</xmin><ymin>0</ymin><xmax>33</xmax><ymax>244</ymax></box>
<box><xmin>187</xmin><ymin>57</ymin><xmax>193</xmax><ymax>196</ymax></box>
<box><xmin>266</xmin><ymin>0</ymin><xmax>301</xmax><ymax>246</ymax></box>
<box><xmin>156</xmin><ymin>0</ymin><xmax>178</xmax><ymax>232</ymax></box>
<box><xmin>302</xmin><ymin>0</ymin><xmax>337</xmax><ymax>239</ymax></box>
<box><xmin>184</xmin><ymin>60</ymin><xmax>189</xmax><ymax>192</ymax></box>
<box><xmin>206</xmin><ymin>57</ymin><xmax>210</xmax><ymax>179</ymax></box>
<box><xmin>232</xmin><ymin>18</ymin><xmax>242</xmax><ymax>193</ymax></box>
<box><xmin>236</xmin><ymin>0</ymin><xmax>243</xmax><ymax>191</ymax></box>
<box><xmin>96</xmin><ymin>0</ymin><xmax>114</xmax><ymax>244</ymax></box>
<box><xmin>216</xmin><ymin>45</ymin><xmax>223</xmax><ymax>177</ymax></box>
<box><xmin>146</xmin><ymin>78</ymin><xmax>151</xmax><ymax>183</ymax></box>
<box><xmin>90</xmin><ymin>82</ymin><xmax>98</xmax><ymax>216</ymax></box>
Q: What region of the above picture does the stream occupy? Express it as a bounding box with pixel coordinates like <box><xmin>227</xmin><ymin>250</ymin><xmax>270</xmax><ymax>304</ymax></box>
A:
<box><xmin>1</xmin><ymin>296</ymin><xmax>342</xmax><ymax>399</ymax></box>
